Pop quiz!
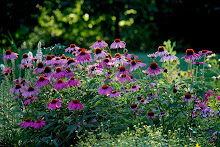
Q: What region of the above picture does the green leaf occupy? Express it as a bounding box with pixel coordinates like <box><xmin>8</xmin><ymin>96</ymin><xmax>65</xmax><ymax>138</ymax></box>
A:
<box><xmin>67</xmin><ymin>124</ymin><xmax>78</xmax><ymax>137</ymax></box>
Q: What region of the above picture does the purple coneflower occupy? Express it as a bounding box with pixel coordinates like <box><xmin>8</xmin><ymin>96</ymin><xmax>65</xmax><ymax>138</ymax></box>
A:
<box><xmin>52</xmin><ymin>57</ymin><xmax>65</xmax><ymax>67</ymax></box>
<box><xmin>198</xmin><ymin>50</ymin><xmax>212</xmax><ymax>55</ymax></box>
<box><xmin>20</xmin><ymin>118</ymin><xmax>33</xmax><ymax>128</ymax></box>
<box><xmin>181</xmin><ymin>49</ymin><xmax>200</xmax><ymax>61</ymax></box>
<box><xmin>65</xmin><ymin>68</ymin><xmax>74</xmax><ymax>78</ymax></box>
<box><xmin>130</xmin><ymin>75</ymin><xmax>137</xmax><ymax>82</ymax></box>
<box><xmin>140</xmin><ymin>99</ymin><xmax>149</xmax><ymax>104</ymax></box>
<box><xmin>118</xmin><ymin>74</ymin><xmax>131</xmax><ymax>83</ymax></box>
<box><xmin>14</xmin><ymin>78</ymin><xmax>30</xmax><ymax>86</ymax></box>
<box><xmin>147</xmin><ymin>111</ymin><xmax>155</xmax><ymax>119</ymax></box>
<box><xmin>110</xmin><ymin>38</ymin><xmax>126</xmax><ymax>49</ymax></box>
<box><xmin>33</xmin><ymin>62</ymin><xmax>44</xmax><ymax>74</ymax></box>
<box><xmin>10</xmin><ymin>84</ymin><xmax>24</xmax><ymax>94</ymax></box>
<box><xmin>159</xmin><ymin>112</ymin><xmax>167</xmax><ymax>117</ymax></box>
<box><xmin>143</xmin><ymin>62</ymin><xmax>162</xmax><ymax>75</ymax></box>
<box><xmin>101</xmin><ymin>58</ymin><xmax>111</xmax><ymax>68</ymax></box>
<box><xmin>155</xmin><ymin>46</ymin><xmax>169</xmax><ymax>57</ymax></box>
<box><xmin>106</xmin><ymin>71</ymin><xmax>113</xmax><ymax>77</ymax></box>
<box><xmin>3</xmin><ymin>50</ymin><xmax>18</xmax><ymax>61</ymax></box>
<box><xmin>66</xmin><ymin>58</ymin><xmax>78</xmax><ymax>67</ymax></box>
<box><xmin>182</xmin><ymin>93</ymin><xmax>193</xmax><ymax>101</ymax></box>
<box><xmin>130</xmin><ymin>85</ymin><xmax>140</xmax><ymax>92</ymax></box>
<box><xmin>33</xmin><ymin>117</ymin><xmax>46</xmax><ymax>129</ymax></box>
<box><xmin>19</xmin><ymin>63</ymin><xmax>33</xmax><ymax>69</ymax></box>
<box><xmin>53</xmin><ymin>79</ymin><xmax>67</xmax><ymax>90</ymax></box>
<box><xmin>98</xmin><ymin>84</ymin><xmax>113</xmax><ymax>96</ymax></box>
<box><xmin>35</xmin><ymin>76</ymin><xmax>50</xmax><ymax>88</ymax></box>
<box><xmin>68</xmin><ymin>99</ymin><xmax>84</xmax><ymax>111</ymax></box>
<box><xmin>47</xmin><ymin>99</ymin><xmax>63</xmax><ymax>110</ymax></box>
<box><xmin>65</xmin><ymin>44</ymin><xmax>80</xmax><ymax>53</ymax></box>
<box><xmin>116</xmin><ymin>66</ymin><xmax>130</xmax><ymax>77</ymax></box>
<box><xmin>160</xmin><ymin>54</ymin><xmax>178</xmax><ymax>62</ymax></box>
<box><xmin>42</xmin><ymin>66</ymin><xmax>52</xmax><ymax>78</ymax></box>
<box><xmin>43</xmin><ymin>55</ymin><xmax>53</xmax><ymax>65</ymax></box>
<box><xmin>24</xmin><ymin>97</ymin><xmax>38</xmax><ymax>105</ymax></box>
<box><xmin>90</xmin><ymin>39</ymin><xmax>108</xmax><ymax>49</ymax></box>
<box><xmin>67</xmin><ymin>76</ymin><xmax>81</xmax><ymax>87</ymax></box>
<box><xmin>21</xmin><ymin>53</ymin><xmax>32</xmax><ymax>64</ymax></box>
<box><xmin>52</xmin><ymin>67</ymin><xmax>67</xmax><ymax>79</ymax></box>
<box><xmin>130</xmin><ymin>104</ymin><xmax>138</xmax><ymax>111</ymax></box>
<box><xmin>130</xmin><ymin>60</ymin><xmax>139</xmax><ymax>71</ymax></box>
<box><xmin>94</xmin><ymin>48</ymin><xmax>107</xmax><ymax>60</ymax></box>
<box><xmin>76</xmin><ymin>49</ymin><xmax>91</xmax><ymax>64</ymax></box>
<box><xmin>147</xmin><ymin>53</ymin><xmax>157</xmax><ymax>59</ymax></box>
<box><xmin>23</xmin><ymin>86</ymin><xmax>40</xmax><ymax>97</ymax></box>
<box><xmin>1</xmin><ymin>67</ymin><xmax>13</xmax><ymax>76</ymax></box>
<box><xmin>191</xmin><ymin>61</ymin><xmax>203</xmax><ymax>66</ymax></box>
<box><xmin>109</xmin><ymin>90</ymin><xmax>121</xmax><ymax>98</ymax></box>
<box><xmin>124</xmin><ymin>53</ymin><xmax>139</xmax><ymax>60</ymax></box>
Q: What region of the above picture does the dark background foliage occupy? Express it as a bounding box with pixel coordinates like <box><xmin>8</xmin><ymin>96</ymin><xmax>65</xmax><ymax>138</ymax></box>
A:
<box><xmin>1</xmin><ymin>0</ymin><xmax>220</xmax><ymax>52</ymax></box>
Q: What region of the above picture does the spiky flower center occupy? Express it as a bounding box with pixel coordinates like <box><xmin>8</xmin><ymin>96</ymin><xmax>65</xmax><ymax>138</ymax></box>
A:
<box><xmin>15</xmin><ymin>84</ymin><xmax>22</xmax><ymax>89</ymax></box>
<box><xmin>150</xmin><ymin>62</ymin><xmax>158</xmax><ymax>69</ymax></box>
<box><xmin>51</xmin><ymin>99</ymin><xmax>57</xmax><ymax>104</ymax></box>
<box><xmin>61</xmin><ymin>55</ymin><xmax>66</xmax><ymax>59</ymax></box>
<box><xmin>158</xmin><ymin>46</ymin><xmax>165</xmax><ymax>52</ymax></box>
<box><xmin>28</xmin><ymin>87</ymin><xmax>34</xmax><ymax>91</ymax></box>
<box><xmin>37</xmin><ymin>62</ymin><xmax>44</xmax><ymax>68</ymax></box>
<box><xmin>186</xmin><ymin>49</ymin><xmax>195</xmax><ymax>55</ymax></box>
<box><xmin>119</xmin><ymin>66</ymin><xmax>126</xmax><ymax>71</ymax></box>
<box><xmin>202</xmin><ymin>50</ymin><xmax>207</xmax><ymax>53</ymax></box>
<box><xmin>95</xmin><ymin>48</ymin><xmax>102</xmax><ymax>54</ymax></box>
<box><xmin>57</xmin><ymin>79</ymin><xmax>63</xmax><ymax>83</ymax></box>
<box><xmin>148</xmin><ymin>111</ymin><xmax>154</xmax><ymax>116</ymax></box>
<box><xmin>46</xmin><ymin>55</ymin><xmax>52</xmax><ymax>60</ymax></box>
<box><xmin>164</xmin><ymin>69</ymin><xmax>168</xmax><ymax>73</ymax></box>
<box><xmin>185</xmin><ymin>93</ymin><xmax>191</xmax><ymax>99</ymax></box>
<box><xmin>108</xmin><ymin>71</ymin><xmax>112</xmax><ymax>74</ymax></box>
<box><xmin>70</xmin><ymin>76</ymin><xmax>76</xmax><ymax>80</ymax></box>
<box><xmin>22</xmin><ymin>53</ymin><xmax>28</xmax><ymax>58</ymax></box>
<box><xmin>104</xmin><ymin>58</ymin><xmax>110</xmax><ymax>62</ymax></box>
<box><xmin>39</xmin><ymin>76</ymin><xmax>45</xmax><ymax>81</ymax></box>
<box><xmin>97</xmin><ymin>39</ymin><xmax>102</xmax><ymax>42</ymax></box>
<box><xmin>44</xmin><ymin>66</ymin><xmax>51</xmax><ymax>73</ymax></box>
<box><xmin>5</xmin><ymin>50</ymin><xmax>12</xmax><ymax>55</ymax></box>
<box><xmin>141</xmin><ymin>99</ymin><xmax>145</xmax><ymax>102</ymax></box>
<box><xmin>130</xmin><ymin>75</ymin><xmax>134</xmax><ymax>79</ymax></box>
<box><xmin>56</xmin><ymin>67</ymin><xmax>62</xmax><ymax>73</ymax></box>
<box><xmin>36</xmin><ymin>120</ymin><xmax>41</xmax><ymax>123</ymax></box>
<box><xmin>80</xmin><ymin>51</ymin><xmax>86</xmax><ymax>55</ymax></box>
<box><xmin>112</xmin><ymin>90</ymin><xmax>117</xmax><ymax>93</ymax></box>
<box><xmin>114</xmin><ymin>38</ymin><xmax>121</xmax><ymax>42</ymax></box>
<box><xmin>102</xmin><ymin>84</ymin><xmax>109</xmax><ymax>89</ymax></box>
<box><xmin>114</xmin><ymin>53</ymin><xmax>121</xmax><ymax>58</ymax></box>
<box><xmin>131</xmin><ymin>61</ymin><xmax>136</xmax><ymax>65</ymax></box>
<box><xmin>131</xmin><ymin>104</ymin><xmax>137</xmax><ymax>108</ymax></box>
<box><xmin>73</xmin><ymin>99</ymin><xmax>79</xmax><ymax>104</ymax></box>
<box><xmin>67</xmin><ymin>59</ymin><xmax>75</xmax><ymax>65</ymax></box>
<box><xmin>70</xmin><ymin>44</ymin><xmax>76</xmax><ymax>47</ymax></box>
<box><xmin>131</xmin><ymin>85</ymin><xmax>137</xmax><ymax>88</ymax></box>
<box><xmin>25</xmin><ymin>118</ymin><xmax>31</xmax><ymax>122</ymax></box>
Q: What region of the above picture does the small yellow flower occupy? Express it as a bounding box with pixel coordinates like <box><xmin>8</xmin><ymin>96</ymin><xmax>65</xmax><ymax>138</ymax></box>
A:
<box><xmin>196</xmin><ymin>143</ymin><xmax>201</xmax><ymax>147</ymax></box>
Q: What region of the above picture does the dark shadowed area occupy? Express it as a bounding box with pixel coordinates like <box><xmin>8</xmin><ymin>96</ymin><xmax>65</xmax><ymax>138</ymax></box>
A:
<box><xmin>1</xmin><ymin>0</ymin><xmax>220</xmax><ymax>53</ymax></box>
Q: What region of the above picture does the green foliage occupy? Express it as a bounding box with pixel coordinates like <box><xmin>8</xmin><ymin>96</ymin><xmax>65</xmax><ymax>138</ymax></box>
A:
<box><xmin>23</xmin><ymin>0</ymin><xmax>158</xmax><ymax>51</ymax></box>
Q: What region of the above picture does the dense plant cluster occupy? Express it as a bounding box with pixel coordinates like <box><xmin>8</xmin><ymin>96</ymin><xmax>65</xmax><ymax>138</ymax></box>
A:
<box><xmin>0</xmin><ymin>39</ymin><xmax>219</xmax><ymax>146</ymax></box>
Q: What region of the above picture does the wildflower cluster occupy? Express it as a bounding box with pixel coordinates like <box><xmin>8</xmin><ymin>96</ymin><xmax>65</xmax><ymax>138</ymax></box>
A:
<box><xmin>0</xmin><ymin>39</ymin><xmax>219</xmax><ymax>146</ymax></box>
